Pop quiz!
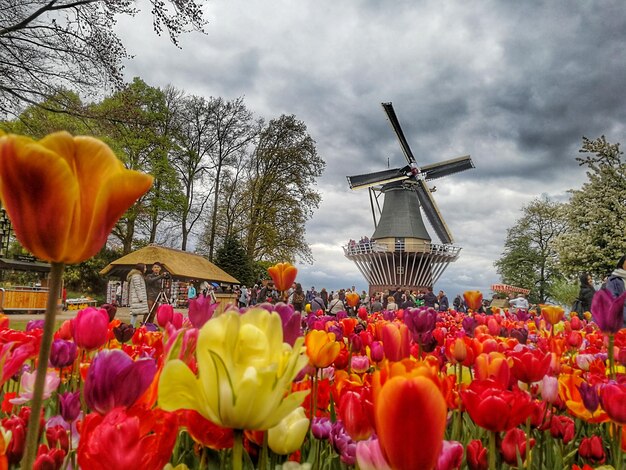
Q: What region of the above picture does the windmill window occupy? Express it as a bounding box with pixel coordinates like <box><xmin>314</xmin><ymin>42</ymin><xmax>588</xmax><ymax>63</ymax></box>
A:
<box><xmin>395</xmin><ymin>238</ymin><xmax>405</xmax><ymax>251</ymax></box>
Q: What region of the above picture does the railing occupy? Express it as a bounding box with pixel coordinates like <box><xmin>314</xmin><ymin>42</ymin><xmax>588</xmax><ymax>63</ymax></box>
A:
<box><xmin>343</xmin><ymin>240</ymin><xmax>460</xmax><ymax>256</ymax></box>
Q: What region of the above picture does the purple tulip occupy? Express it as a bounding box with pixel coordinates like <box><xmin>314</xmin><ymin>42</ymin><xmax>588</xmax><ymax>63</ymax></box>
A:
<box><xmin>462</xmin><ymin>316</ymin><xmax>477</xmax><ymax>336</ymax></box>
<box><xmin>331</xmin><ymin>421</ymin><xmax>357</xmax><ymax>465</ymax></box>
<box><xmin>312</xmin><ymin>417</ymin><xmax>332</xmax><ymax>440</ymax></box>
<box><xmin>100</xmin><ymin>303</ymin><xmax>117</xmax><ymax>322</ymax></box>
<box><xmin>72</xmin><ymin>307</ymin><xmax>109</xmax><ymax>350</ymax></box>
<box><xmin>577</xmin><ymin>382</ymin><xmax>600</xmax><ymax>414</ymax></box>
<box><xmin>26</xmin><ymin>319</ymin><xmax>44</xmax><ymax>331</ymax></box>
<box><xmin>591</xmin><ymin>289</ymin><xmax>626</xmax><ymax>334</ymax></box>
<box><xmin>113</xmin><ymin>323</ymin><xmax>135</xmax><ymax>343</ymax></box>
<box><xmin>510</xmin><ymin>328</ymin><xmax>528</xmax><ymax>344</ymax></box>
<box><xmin>382</xmin><ymin>310</ymin><xmax>396</xmax><ymax>321</ymax></box>
<box><xmin>84</xmin><ymin>349</ymin><xmax>156</xmax><ymax>414</ymax></box>
<box><xmin>144</xmin><ymin>322</ymin><xmax>159</xmax><ymax>332</ymax></box>
<box><xmin>273</xmin><ymin>303</ymin><xmax>303</xmax><ymax>346</ymax></box>
<box><xmin>327</xmin><ymin>324</ymin><xmax>343</xmax><ymax>342</ymax></box>
<box><xmin>188</xmin><ymin>295</ymin><xmax>219</xmax><ymax>328</ymax></box>
<box><xmin>49</xmin><ymin>339</ymin><xmax>77</xmax><ymax>369</ymax></box>
<box><xmin>336</xmin><ymin>310</ymin><xmax>348</xmax><ymax>320</ymax></box>
<box><xmin>59</xmin><ymin>391</ymin><xmax>81</xmax><ymax>422</ymax></box>
<box><xmin>515</xmin><ymin>309</ymin><xmax>530</xmax><ymax>322</ymax></box>
<box><xmin>404</xmin><ymin>307</ymin><xmax>436</xmax><ymax>337</ymax></box>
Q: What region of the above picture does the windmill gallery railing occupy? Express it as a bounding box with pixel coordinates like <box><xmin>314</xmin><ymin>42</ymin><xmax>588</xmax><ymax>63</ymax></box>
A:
<box><xmin>343</xmin><ymin>240</ymin><xmax>461</xmax><ymax>288</ymax></box>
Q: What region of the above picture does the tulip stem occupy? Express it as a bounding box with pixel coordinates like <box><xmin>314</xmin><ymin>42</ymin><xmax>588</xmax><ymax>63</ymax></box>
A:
<box><xmin>233</xmin><ymin>429</ymin><xmax>243</xmax><ymax>470</ymax></box>
<box><xmin>488</xmin><ymin>431</ymin><xmax>497</xmax><ymax>470</ymax></box>
<box><xmin>608</xmin><ymin>334</ymin><xmax>616</xmax><ymax>381</ymax></box>
<box><xmin>21</xmin><ymin>261</ymin><xmax>65</xmax><ymax>470</ymax></box>
<box><xmin>525</xmin><ymin>416</ymin><xmax>531</xmax><ymax>468</ymax></box>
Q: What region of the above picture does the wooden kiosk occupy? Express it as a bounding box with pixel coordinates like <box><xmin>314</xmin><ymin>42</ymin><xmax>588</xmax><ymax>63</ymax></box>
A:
<box><xmin>0</xmin><ymin>256</ymin><xmax>57</xmax><ymax>313</ymax></box>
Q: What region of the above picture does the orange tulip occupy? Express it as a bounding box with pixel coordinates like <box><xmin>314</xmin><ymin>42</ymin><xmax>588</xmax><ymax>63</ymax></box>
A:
<box><xmin>540</xmin><ymin>305</ymin><xmax>565</xmax><ymax>326</ymax></box>
<box><xmin>305</xmin><ymin>330</ymin><xmax>341</xmax><ymax>368</ymax></box>
<box><xmin>376</xmin><ymin>376</ymin><xmax>447</xmax><ymax>470</ymax></box>
<box><xmin>474</xmin><ymin>352</ymin><xmax>512</xmax><ymax>388</ymax></box>
<box><xmin>267</xmin><ymin>262</ymin><xmax>297</xmax><ymax>292</ymax></box>
<box><xmin>0</xmin><ymin>132</ymin><xmax>153</xmax><ymax>263</ymax></box>
<box><xmin>463</xmin><ymin>291</ymin><xmax>483</xmax><ymax>311</ymax></box>
<box><xmin>345</xmin><ymin>292</ymin><xmax>360</xmax><ymax>307</ymax></box>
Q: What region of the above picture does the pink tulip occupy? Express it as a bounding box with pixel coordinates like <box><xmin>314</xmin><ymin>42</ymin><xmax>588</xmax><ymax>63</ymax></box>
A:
<box><xmin>435</xmin><ymin>440</ymin><xmax>464</xmax><ymax>470</ymax></box>
<box><xmin>10</xmin><ymin>371</ymin><xmax>60</xmax><ymax>405</ymax></box>
<box><xmin>356</xmin><ymin>438</ymin><xmax>391</xmax><ymax>470</ymax></box>
<box><xmin>188</xmin><ymin>295</ymin><xmax>219</xmax><ymax>328</ymax></box>
<box><xmin>172</xmin><ymin>312</ymin><xmax>183</xmax><ymax>329</ymax></box>
<box><xmin>156</xmin><ymin>304</ymin><xmax>174</xmax><ymax>327</ymax></box>
<box><xmin>72</xmin><ymin>307</ymin><xmax>109</xmax><ymax>350</ymax></box>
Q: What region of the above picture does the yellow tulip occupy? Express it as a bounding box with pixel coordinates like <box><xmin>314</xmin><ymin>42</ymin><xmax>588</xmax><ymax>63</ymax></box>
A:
<box><xmin>540</xmin><ymin>304</ymin><xmax>565</xmax><ymax>326</ymax></box>
<box><xmin>268</xmin><ymin>406</ymin><xmax>309</xmax><ymax>455</ymax></box>
<box><xmin>305</xmin><ymin>329</ymin><xmax>341</xmax><ymax>368</ymax></box>
<box><xmin>0</xmin><ymin>132</ymin><xmax>153</xmax><ymax>263</ymax></box>
<box><xmin>158</xmin><ymin>308</ymin><xmax>309</xmax><ymax>430</ymax></box>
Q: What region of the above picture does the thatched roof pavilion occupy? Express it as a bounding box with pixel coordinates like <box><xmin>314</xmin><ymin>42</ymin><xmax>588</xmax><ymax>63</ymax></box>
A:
<box><xmin>99</xmin><ymin>244</ymin><xmax>239</xmax><ymax>285</ymax></box>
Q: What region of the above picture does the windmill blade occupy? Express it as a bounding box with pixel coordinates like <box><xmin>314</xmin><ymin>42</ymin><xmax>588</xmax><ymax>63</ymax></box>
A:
<box><xmin>347</xmin><ymin>166</ymin><xmax>411</xmax><ymax>190</ymax></box>
<box><xmin>414</xmin><ymin>179</ymin><xmax>454</xmax><ymax>244</ymax></box>
<box><xmin>381</xmin><ymin>102</ymin><xmax>417</xmax><ymax>165</ymax></box>
<box><xmin>421</xmin><ymin>155</ymin><xmax>474</xmax><ymax>181</ymax></box>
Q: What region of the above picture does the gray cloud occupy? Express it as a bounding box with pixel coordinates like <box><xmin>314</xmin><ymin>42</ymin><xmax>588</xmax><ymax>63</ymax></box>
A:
<box><xmin>115</xmin><ymin>0</ymin><xmax>626</xmax><ymax>297</ymax></box>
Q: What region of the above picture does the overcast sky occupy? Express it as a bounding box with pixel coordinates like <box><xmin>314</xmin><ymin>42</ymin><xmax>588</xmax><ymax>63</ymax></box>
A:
<box><xmin>115</xmin><ymin>0</ymin><xmax>626</xmax><ymax>297</ymax></box>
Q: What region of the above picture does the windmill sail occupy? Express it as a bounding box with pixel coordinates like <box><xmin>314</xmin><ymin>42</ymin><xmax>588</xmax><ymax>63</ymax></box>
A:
<box><xmin>421</xmin><ymin>155</ymin><xmax>474</xmax><ymax>181</ymax></box>
<box><xmin>347</xmin><ymin>166</ymin><xmax>411</xmax><ymax>189</ymax></box>
<box><xmin>413</xmin><ymin>179</ymin><xmax>454</xmax><ymax>244</ymax></box>
<box><xmin>381</xmin><ymin>102</ymin><xmax>417</xmax><ymax>164</ymax></box>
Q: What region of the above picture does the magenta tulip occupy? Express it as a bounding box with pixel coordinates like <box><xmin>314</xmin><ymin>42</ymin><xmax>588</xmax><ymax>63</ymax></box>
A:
<box><xmin>72</xmin><ymin>307</ymin><xmax>109</xmax><ymax>350</ymax></box>
<box><xmin>156</xmin><ymin>304</ymin><xmax>174</xmax><ymax>328</ymax></box>
<box><xmin>59</xmin><ymin>391</ymin><xmax>81</xmax><ymax>422</ymax></box>
<box><xmin>591</xmin><ymin>289</ymin><xmax>626</xmax><ymax>334</ymax></box>
<box><xmin>84</xmin><ymin>349</ymin><xmax>156</xmax><ymax>414</ymax></box>
<box><xmin>49</xmin><ymin>339</ymin><xmax>77</xmax><ymax>369</ymax></box>
<box><xmin>188</xmin><ymin>295</ymin><xmax>219</xmax><ymax>328</ymax></box>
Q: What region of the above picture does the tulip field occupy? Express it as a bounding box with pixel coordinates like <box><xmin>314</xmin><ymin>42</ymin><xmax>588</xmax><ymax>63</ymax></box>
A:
<box><xmin>0</xmin><ymin>291</ymin><xmax>624</xmax><ymax>470</ymax></box>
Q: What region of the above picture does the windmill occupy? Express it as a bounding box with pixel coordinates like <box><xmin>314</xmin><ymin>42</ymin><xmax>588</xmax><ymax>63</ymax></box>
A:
<box><xmin>344</xmin><ymin>102</ymin><xmax>474</xmax><ymax>293</ymax></box>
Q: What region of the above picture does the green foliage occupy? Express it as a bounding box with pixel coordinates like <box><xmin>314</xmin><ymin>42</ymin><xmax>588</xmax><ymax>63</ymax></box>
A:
<box><xmin>213</xmin><ymin>236</ymin><xmax>255</xmax><ymax>287</ymax></box>
<box><xmin>556</xmin><ymin>136</ymin><xmax>626</xmax><ymax>278</ymax></box>
<box><xmin>494</xmin><ymin>196</ymin><xmax>566</xmax><ymax>304</ymax></box>
<box><xmin>63</xmin><ymin>246</ymin><xmax>122</xmax><ymax>296</ymax></box>
<box><xmin>549</xmin><ymin>277</ymin><xmax>579</xmax><ymax>308</ymax></box>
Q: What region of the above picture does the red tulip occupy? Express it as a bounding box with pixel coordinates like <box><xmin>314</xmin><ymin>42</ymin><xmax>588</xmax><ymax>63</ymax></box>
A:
<box><xmin>338</xmin><ymin>390</ymin><xmax>374</xmax><ymax>441</ymax></box>
<box><xmin>507</xmin><ymin>347</ymin><xmax>551</xmax><ymax>384</ymax></box>
<box><xmin>77</xmin><ymin>406</ymin><xmax>177</xmax><ymax>470</ymax></box>
<box><xmin>466</xmin><ymin>439</ymin><xmax>488</xmax><ymax>470</ymax></box>
<box><xmin>376</xmin><ymin>376</ymin><xmax>447</xmax><ymax>470</ymax></box>
<box><xmin>578</xmin><ymin>436</ymin><xmax>605</xmax><ymax>464</ymax></box>
<box><xmin>501</xmin><ymin>428</ymin><xmax>534</xmax><ymax>465</ymax></box>
<box><xmin>177</xmin><ymin>410</ymin><xmax>233</xmax><ymax>450</ymax></box>
<box><xmin>461</xmin><ymin>379</ymin><xmax>533</xmax><ymax>432</ymax></box>
<box><xmin>267</xmin><ymin>262</ymin><xmax>297</xmax><ymax>292</ymax></box>
<box><xmin>71</xmin><ymin>307</ymin><xmax>109</xmax><ymax>351</ymax></box>
<box><xmin>601</xmin><ymin>383</ymin><xmax>626</xmax><ymax>425</ymax></box>
<box><xmin>33</xmin><ymin>444</ymin><xmax>65</xmax><ymax>470</ymax></box>
<box><xmin>550</xmin><ymin>414</ymin><xmax>575</xmax><ymax>445</ymax></box>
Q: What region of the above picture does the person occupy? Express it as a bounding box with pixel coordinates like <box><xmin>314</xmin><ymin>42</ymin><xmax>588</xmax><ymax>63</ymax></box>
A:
<box><xmin>386</xmin><ymin>295</ymin><xmax>398</xmax><ymax>311</ymax></box>
<box><xmin>187</xmin><ymin>283</ymin><xmax>197</xmax><ymax>301</ymax></box>
<box><xmin>370</xmin><ymin>293</ymin><xmax>383</xmax><ymax>313</ymax></box>
<box><xmin>438</xmin><ymin>290</ymin><xmax>449</xmax><ymax>311</ymax></box>
<box><xmin>145</xmin><ymin>262</ymin><xmax>169</xmax><ymax>316</ymax></box>
<box><xmin>453</xmin><ymin>294</ymin><xmax>465</xmax><ymax>313</ymax></box>
<box><xmin>115</xmin><ymin>283</ymin><xmax>122</xmax><ymax>306</ymax></box>
<box><xmin>605</xmin><ymin>254</ymin><xmax>626</xmax><ymax>325</ymax></box>
<box><xmin>127</xmin><ymin>263</ymin><xmax>148</xmax><ymax>327</ymax></box>
<box><xmin>423</xmin><ymin>287</ymin><xmax>438</xmax><ymax>308</ymax></box>
<box><xmin>577</xmin><ymin>272</ymin><xmax>595</xmax><ymax>313</ymax></box>
<box><xmin>509</xmin><ymin>293</ymin><xmax>529</xmax><ymax>313</ymax></box>
<box><xmin>320</xmin><ymin>288</ymin><xmax>329</xmax><ymax>308</ymax></box>
<box><xmin>327</xmin><ymin>292</ymin><xmax>345</xmax><ymax>315</ymax></box>
<box><xmin>200</xmin><ymin>280</ymin><xmax>210</xmax><ymax>297</ymax></box>
<box><xmin>291</xmin><ymin>283</ymin><xmax>305</xmax><ymax>311</ymax></box>
<box><xmin>310</xmin><ymin>294</ymin><xmax>326</xmax><ymax>313</ymax></box>
<box><xmin>239</xmin><ymin>285</ymin><xmax>249</xmax><ymax>308</ymax></box>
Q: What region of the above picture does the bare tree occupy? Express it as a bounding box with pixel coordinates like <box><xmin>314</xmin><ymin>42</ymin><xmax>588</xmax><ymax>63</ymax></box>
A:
<box><xmin>0</xmin><ymin>0</ymin><xmax>207</xmax><ymax>116</ymax></box>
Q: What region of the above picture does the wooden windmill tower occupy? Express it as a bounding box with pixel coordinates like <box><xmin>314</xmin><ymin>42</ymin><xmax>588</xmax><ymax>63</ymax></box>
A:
<box><xmin>344</xmin><ymin>102</ymin><xmax>475</xmax><ymax>293</ymax></box>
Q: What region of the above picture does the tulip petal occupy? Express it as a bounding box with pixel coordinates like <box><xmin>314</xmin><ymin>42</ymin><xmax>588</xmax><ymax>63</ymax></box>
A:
<box><xmin>159</xmin><ymin>360</ymin><xmax>218</xmax><ymax>423</ymax></box>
